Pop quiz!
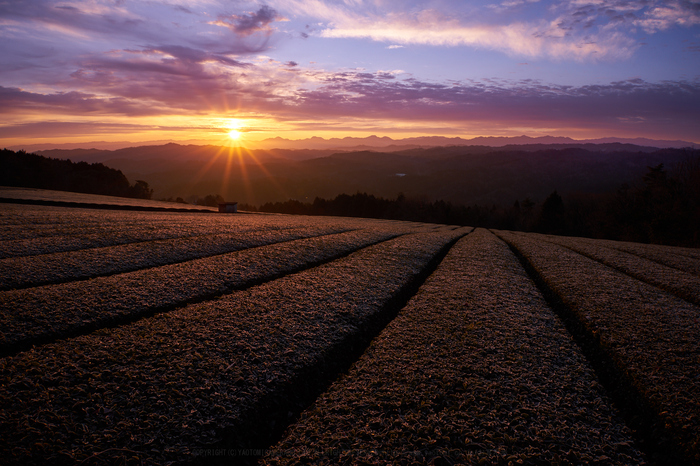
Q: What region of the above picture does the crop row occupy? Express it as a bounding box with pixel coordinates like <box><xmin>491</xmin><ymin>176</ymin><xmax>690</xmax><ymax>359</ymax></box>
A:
<box><xmin>262</xmin><ymin>228</ymin><xmax>646</xmax><ymax>465</ymax></box>
<box><xmin>581</xmin><ymin>236</ymin><xmax>700</xmax><ymax>267</ymax></box>
<box><xmin>0</xmin><ymin>224</ymin><xmax>361</xmax><ymax>290</ymax></box>
<box><xmin>0</xmin><ymin>227</ymin><xmax>467</xmax><ymax>465</ymax></box>
<box><xmin>525</xmin><ymin>232</ymin><xmax>700</xmax><ymax>306</ymax></box>
<box><xmin>0</xmin><ymin>204</ymin><xmax>382</xmax><ymax>258</ymax></box>
<box><xmin>496</xmin><ymin>230</ymin><xmax>700</xmax><ymax>464</ymax></box>
<box><xmin>0</xmin><ymin>187</ymin><xmax>218</xmax><ymax>212</ymax></box>
<box><xmin>0</xmin><ymin>205</ymin><xmax>214</xmax><ymax>242</ymax></box>
<box><xmin>0</xmin><ymin>225</ymin><xmax>430</xmax><ymax>355</ymax></box>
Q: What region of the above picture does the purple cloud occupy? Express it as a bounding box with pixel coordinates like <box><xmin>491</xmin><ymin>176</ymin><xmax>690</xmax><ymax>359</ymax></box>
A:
<box><xmin>0</xmin><ymin>121</ymin><xmax>151</xmax><ymax>138</ymax></box>
<box><xmin>255</xmin><ymin>72</ymin><xmax>700</xmax><ymax>139</ymax></box>
<box><xmin>2</xmin><ymin>67</ymin><xmax>699</xmax><ymax>142</ymax></box>
<box><xmin>144</xmin><ymin>45</ymin><xmax>248</xmax><ymax>68</ymax></box>
<box><xmin>215</xmin><ymin>6</ymin><xmax>281</xmax><ymax>36</ymax></box>
<box><xmin>0</xmin><ymin>85</ymin><xmax>175</xmax><ymax>116</ymax></box>
<box><xmin>0</xmin><ymin>0</ymin><xmax>147</xmax><ymax>39</ymax></box>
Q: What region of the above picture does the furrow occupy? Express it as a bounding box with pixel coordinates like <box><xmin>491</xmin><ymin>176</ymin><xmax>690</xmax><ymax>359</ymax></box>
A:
<box><xmin>0</xmin><ymin>227</ymin><xmax>468</xmax><ymax>465</ymax></box>
<box><xmin>0</xmin><ymin>228</ymin><xmax>407</xmax><ymax>357</ymax></box>
<box><xmin>496</xmin><ymin>229</ymin><xmax>700</xmax><ymax>466</ymax></box>
<box><xmin>0</xmin><ymin>205</ymin><xmax>309</xmax><ymax>258</ymax></box>
<box><xmin>0</xmin><ymin>188</ymin><xmax>219</xmax><ymax>212</ymax></box>
<box><xmin>0</xmin><ymin>196</ymin><xmax>216</xmax><ymax>213</ymax></box>
<box><xmin>525</xmin><ymin>232</ymin><xmax>700</xmax><ymax>306</ymax></box>
<box><xmin>0</xmin><ymin>225</ymin><xmax>355</xmax><ymax>290</ymax></box>
<box><xmin>261</xmin><ymin>228</ymin><xmax>646</xmax><ymax>465</ymax></box>
<box><xmin>578</xmin><ymin>237</ymin><xmax>700</xmax><ymax>277</ymax></box>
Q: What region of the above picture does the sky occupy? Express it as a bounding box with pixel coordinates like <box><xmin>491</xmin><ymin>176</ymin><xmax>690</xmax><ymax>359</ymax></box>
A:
<box><xmin>1</xmin><ymin>0</ymin><xmax>700</xmax><ymax>148</ymax></box>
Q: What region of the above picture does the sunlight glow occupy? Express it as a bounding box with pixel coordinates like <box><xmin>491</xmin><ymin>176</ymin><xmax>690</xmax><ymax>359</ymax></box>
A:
<box><xmin>228</xmin><ymin>129</ymin><xmax>241</xmax><ymax>140</ymax></box>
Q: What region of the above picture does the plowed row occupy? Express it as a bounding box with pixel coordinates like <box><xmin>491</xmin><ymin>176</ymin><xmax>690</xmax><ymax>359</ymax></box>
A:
<box><xmin>1</xmin><ymin>201</ymin><xmax>698</xmax><ymax>465</ymax></box>
<box><xmin>496</xmin><ymin>230</ymin><xmax>700</xmax><ymax>465</ymax></box>
<box><xmin>0</xmin><ymin>203</ymin><xmax>464</xmax><ymax>464</ymax></box>
<box><xmin>262</xmin><ymin>229</ymin><xmax>645</xmax><ymax>465</ymax></box>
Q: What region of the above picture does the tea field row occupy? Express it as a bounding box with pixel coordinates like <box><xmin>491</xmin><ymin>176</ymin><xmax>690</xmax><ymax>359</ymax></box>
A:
<box><xmin>0</xmin><ymin>201</ymin><xmax>698</xmax><ymax>465</ymax></box>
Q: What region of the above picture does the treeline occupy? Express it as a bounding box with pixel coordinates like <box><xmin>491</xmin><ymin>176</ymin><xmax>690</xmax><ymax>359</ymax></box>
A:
<box><xmin>247</xmin><ymin>159</ymin><xmax>700</xmax><ymax>247</ymax></box>
<box><xmin>0</xmin><ymin>149</ymin><xmax>153</xmax><ymax>199</ymax></box>
<box><xmin>553</xmin><ymin>160</ymin><xmax>700</xmax><ymax>246</ymax></box>
<box><xmin>161</xmin><ymin>194</ymin><xmax>224</xmax><ymax>207</ymax></box>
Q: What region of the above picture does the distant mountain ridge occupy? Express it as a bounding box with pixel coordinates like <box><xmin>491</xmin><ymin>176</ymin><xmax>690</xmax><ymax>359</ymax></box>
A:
<box><xmin>33</xmin><ymin>140</ymin><xmax>669</xmax><ymax>169</ymax></box>
<box><xmin>10</xmin><ymin>135</ymin><xmax>699</xmax><ymax>153</ymax></box>
<box><xmin>29</xmin><ymin>142</ymin><xmax>700</xmax><ymax>209</ymax></box>
<box><xmin>257</xmin><ymin>135</ymin><xmax>699</xmax><ymax>150</ymax></box>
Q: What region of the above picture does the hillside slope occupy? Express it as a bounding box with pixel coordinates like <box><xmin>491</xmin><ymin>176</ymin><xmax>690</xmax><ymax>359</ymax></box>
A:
<box><xmin>0</xmin><ymin>201</ymin><xmax>698</xmax><ymax>464</ymax></box>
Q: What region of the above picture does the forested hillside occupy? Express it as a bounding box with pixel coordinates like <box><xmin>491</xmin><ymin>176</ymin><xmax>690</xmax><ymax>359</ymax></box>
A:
<box><xmin>0</xmin><ymin>149</ymin><xmax>153</xmax><ymax>199</ymax></box>
<box><xmin>253</xmin><ymin>160</ymin><xmax>700</xmax><ymax>247</ymax></box>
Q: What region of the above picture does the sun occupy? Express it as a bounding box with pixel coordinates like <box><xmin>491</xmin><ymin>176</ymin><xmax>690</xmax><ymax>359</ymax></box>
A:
<box><xmin>228</xmin><ymin>129</ymin><xmax>241</xmax><ymax>140</ymax></box>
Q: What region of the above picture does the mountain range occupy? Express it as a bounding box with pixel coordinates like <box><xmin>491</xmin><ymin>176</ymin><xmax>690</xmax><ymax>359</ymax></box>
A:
<box><xmin>10</xmin><ymin>134</ymin><xmax>699</xmax><ymax>153</ymax></box>
<box><xmin>33</xmin><ymin>141</ymin><xmax>700</xmax><ymax>208</ymax></box>
<box><xmin>255</xmin><ymin>135</ymin><xmax>699</xmax><ymax>151</ymax></box>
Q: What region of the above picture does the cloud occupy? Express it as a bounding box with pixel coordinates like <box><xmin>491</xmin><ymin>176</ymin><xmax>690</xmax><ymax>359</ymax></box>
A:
<box><xmin>634</xmin><ymin>1</ymin><xmax>700</xmax><ymax>32</ymax></box>
<box><xmin>5</xmin><ymin>63</ymin><xmax>699</xmax><ymax>123</ymax></box>
<box><xmin>0</xmin><ymin>0</ymin><xmax>288</xmax><ymax>108</ymax></box>
<box><xmin>0</xmin><ymin>85</ymin><xmax>174</xmax><ymax>116</ymax></box>
<box><xmin>142</xmin><ymin>45</ymin><xmax>248</xmax><ymax>67</ymax></box>
<box><xmin>212</xmin><ymin>5</ymin><xmax>282</xmax><ymax>36</ymax></box>
<box><xmin>0</xmin><ymin>1</ymin><xmax>284</xmax><ymax>72</ymax></box>
<box><xmin>554</xmin><ymin>0</ymin><xmax>700</xmax><ymax>33</ymax></box>
<box><xmin>318</xmin><ymin>12</ymin><xmax>636</xmax><ymax>61</ymax></box>
<box><xmin>3</xmin><ymin>70</ymin><xmax>699</xmax><ymax>141</ymax></box>
<box><xmin>2</xmin><ymin>1</ymin><xmax>699</xmax><ymax>143</ymax></box>
<box><xmin>272</xmin><ymin>1</ymin><xmax>635</xmax><ymax>60</ymax></box>
<box><xmin>0</xmin><ymin>0</ymin><xmax>147</xmax><ymax>39</ymax></box>
<box><xmin>272</xmin><ymin>0</ymin><xmax>699</xmax><ymax>61</ymax></box>
<box><xmin>0</xmin><ymin>120</ymin><xmax>154</xmax><ymax>138</ymax></box>
<box><xmin>488</xmin><ymin>0</ymin><xmax>542</xmax><ymax>13</ymax></box>
<box><xmin>252</xmin><ymin>70</ymin><xmax>700</xmax><ymax>139</ymax></box>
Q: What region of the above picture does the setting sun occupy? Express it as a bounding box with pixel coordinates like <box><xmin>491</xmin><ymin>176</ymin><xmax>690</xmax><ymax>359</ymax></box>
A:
<box><xmin>228</xmin><ymin>130</ymin><xmax>241</xmax><ymax>140</ymax></box>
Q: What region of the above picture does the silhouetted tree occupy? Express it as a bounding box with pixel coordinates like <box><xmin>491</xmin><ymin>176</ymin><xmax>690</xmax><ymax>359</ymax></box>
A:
<box><xmin>536</xmin><ymin>191</ymin><xmax>565</xmax><ymax>234</ymax></box>
<box><xmin>130</xmin><ymin>180</ymin><xmax>153</xmax><ymax>200</ymax></box>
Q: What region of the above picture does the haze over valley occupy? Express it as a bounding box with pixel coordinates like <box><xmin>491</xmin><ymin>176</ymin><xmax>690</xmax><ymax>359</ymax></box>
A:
<box><xmin>33</xmin><ymin>138</ymin><xmax>698</xmax><ymax>207</ymax></box>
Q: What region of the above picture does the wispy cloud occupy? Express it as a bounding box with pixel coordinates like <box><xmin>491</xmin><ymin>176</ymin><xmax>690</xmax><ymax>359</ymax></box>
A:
<box><xmin>272</xmin><ymin>0</ymin><xmax>700</xmax><ymax>61</ymax></box>
<box><xmin>284</xmin><ymin>71</ymin><xmax>700</xmax><ymax>125</ymax></box>
<box><xmin>0</xmin><ymin>85</ymin><xmax>174</xmax><ymax>116</ymax></box>
<box><xmin>4</xmin><ymin>63</ymin><xmax>698</xmax><ymax>139</ymax></box>
<box><xmin>319</xmin><ymin>15</ymin><xmax>635</xmax><ymax>60</ymax></box>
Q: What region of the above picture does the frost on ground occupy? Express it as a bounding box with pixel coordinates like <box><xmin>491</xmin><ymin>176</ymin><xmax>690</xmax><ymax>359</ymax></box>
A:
<box><xmin>0</xmin><ymin>201</ymin><xmax>697</xmax><ymax>465</ymax></box>
<box><xmin>498</xmin><ymin>230</ymin><xmax>700</xmax><ymax>465</ymax></box>
<box><xmin>524</xmin><ymin>232</ymin><xmax>700</xmax><ymax>306</ymax></box>
<box><xmin>263</xmin><ymin>229</ymin><xmax>646</xmax><ymax>465</ymax></box>
<box><xmin>0</xmin><ymin>202</ymin><xmax>465</xmax><ymax>464</ymax></box>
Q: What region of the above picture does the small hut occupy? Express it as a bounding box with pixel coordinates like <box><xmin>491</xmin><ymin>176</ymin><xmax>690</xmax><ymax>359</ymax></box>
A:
<box><xmin>218</xmin><ymin>202</ymin><xmax>238</xmax><ymax>213</ymax></box>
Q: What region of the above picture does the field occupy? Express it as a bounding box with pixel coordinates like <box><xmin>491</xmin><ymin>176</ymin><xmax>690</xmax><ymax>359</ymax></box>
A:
<box><xmin>0</xmin><ymin>187</ymin><xmax>217</xmax><ymax>212</ymax></box>
<box><xmin>0</xmin><ymin>198</ymin><xmax>698</xmax><ymax>465</ymax></box>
